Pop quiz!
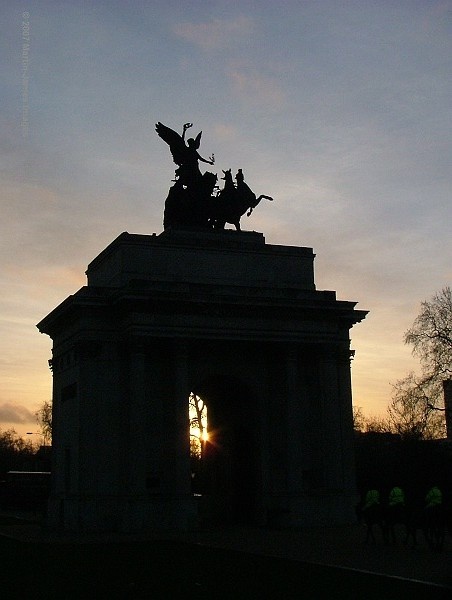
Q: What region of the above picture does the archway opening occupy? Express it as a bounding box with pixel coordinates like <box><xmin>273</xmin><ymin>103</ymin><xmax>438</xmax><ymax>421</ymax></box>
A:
<box><xmin>189</xmin><ymin>392</ymin><xmax>209</xmax><ymax>496</ymax></box>
<box><xmin>190</xmin><ymin>375</ymin><xmax>261</xmax><ymax>526</ymax></box>
<box><xmin>189</xmin><ymin>392</ymin><xmax>208</xmax><ymax>459</ymax></box>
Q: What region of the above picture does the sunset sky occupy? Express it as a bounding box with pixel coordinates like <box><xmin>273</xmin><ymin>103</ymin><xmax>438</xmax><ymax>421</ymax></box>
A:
<box><xmin>1</xmin><ymin>1</ymin><xmax>451</xmax><ymax>438</ymax></box>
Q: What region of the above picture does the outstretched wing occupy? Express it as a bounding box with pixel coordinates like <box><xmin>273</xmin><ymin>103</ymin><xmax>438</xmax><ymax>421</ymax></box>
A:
<box><xmin>155</xmin><ymin>122</ymin><xmax>187</xmax><ymax>166</ymax></box>
<box><xmin>193</xmin><ymin>131</ymin><xmax>202</xmax><ymax>150</ymax></box>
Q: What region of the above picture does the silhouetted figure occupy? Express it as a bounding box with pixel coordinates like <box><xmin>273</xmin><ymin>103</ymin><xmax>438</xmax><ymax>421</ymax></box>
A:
<box><xmin>360</xmin><ymin>489</ymin><xmax>386</xmax><ymax>544</ymax></box>
<box><xmin>235</xmin><ymin>168</ymin><xmax>273</xmax><ymax>217</ymax></box>
<box><xmin>425</xmin><ymin>484</ymin><xmax>442</xmax><ymax>509</ymax></box>
<box><xmin>209</xmin><ymin>169</ymin><xmax>273</xmax><ymax>231</ymax></box>
<box><xmin>424</xmin><ymin>484</ymin><xmax>445</xmax><ymax>551</ymax></box>
<box><xmin>386</xmin><ymin>485</ymin><xmax>406</xmax><ymax>543</ymax></box>
<box><xmin>155</xmin><ymin>122</ymin><xmax>214</xmax><ymax>188</ymax></box>
<box><xmin>209</xmin><ymin>169</ymin><xmax>238</xmax><ymax>229</ymax></box>
<box><xmin>404</xmin><ymin>495</ymin><xmax>426</xmax><ymax>547</ymax></box>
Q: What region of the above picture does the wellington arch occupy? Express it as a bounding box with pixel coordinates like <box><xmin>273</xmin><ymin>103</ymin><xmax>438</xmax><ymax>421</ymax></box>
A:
<box><xmin>37</xmin><ymin>228</ymin><xmax>367</xmax><ymax>532</ymax></box>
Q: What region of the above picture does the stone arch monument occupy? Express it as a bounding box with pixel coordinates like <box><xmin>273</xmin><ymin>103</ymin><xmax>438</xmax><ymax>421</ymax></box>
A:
<box><xmin>38</xmin><ymin>229</ymin><xmax>367</xmax><ymax>532</ymax></box>
<box><xmin>37</xmin><ymin>124</ymin><xmax>367</xmax><ymax>532</ymax></box>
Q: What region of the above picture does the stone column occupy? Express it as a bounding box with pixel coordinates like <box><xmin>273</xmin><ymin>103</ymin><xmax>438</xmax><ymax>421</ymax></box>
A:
<box><xmin>318</xmin><ymin>347</ymin><xmax>343</xmax><ymax>490</ymax></box>
<box><xmin>172</xmin><ymin>341</ymin><xmax>191</xmax><ymax>493</ymax></box>
<box><xmin>122</xmin><ymin>340</ymin><xmax>150</xmax><ymax>531</ymax></box>
<box><xmin>337</xmin><ymin>346</ymin><xmax>357</xmax><ymax>493</ymax></box>
<box><xmin>127</xmin><ymin>341</ymin><xmax>148</xmax><ymax>495</ymax></box>
<box><xmin>46</xmin><ymin>350</ymin><xmax>69</xmax><ymax>529</ymax></box>
<box><xmin>286</xmin><ymin>346</ymin><xmax>303</xmax><ymax>494</ymax></box>
<box><xmin>262</xmin><ymin>350</ymin><xmax>287</xmax><ymax>526</ymax></box>
<box><xmin>315</xmin><ymin>343</ymin><xmax>358</xmax><ymax>524</ymax></box>
<box><xmin>167</xmin><ymin>340</ymin><xmax>195</xmax><ymax>528</ymax></box>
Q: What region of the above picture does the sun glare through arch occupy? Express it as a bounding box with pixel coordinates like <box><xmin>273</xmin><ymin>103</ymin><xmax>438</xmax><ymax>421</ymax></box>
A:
<box><xmin>189</xmin><ymin>392</ymin><xmax>208</xmax><ymax>458</ymax></box>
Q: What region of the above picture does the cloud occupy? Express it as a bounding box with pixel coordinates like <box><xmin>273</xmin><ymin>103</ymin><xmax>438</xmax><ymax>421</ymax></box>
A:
<box><xmin>172</xmin><ymin>16</ymin><xmax>254</xmax><ymax>50</ymax></box>
<box><xmin>227</xmin><ymin>66</ymin><xmax>286</xmax><ymax>110</ymax></box>
<box><xmin>212</xmin><ymin>123</ymin><xmax>239</xmax><ymax>141</ymax></box>
<box><xmin>0</xmin><ymin>403</ymin><xmax>36</xmax><ymax>425</ymax></box>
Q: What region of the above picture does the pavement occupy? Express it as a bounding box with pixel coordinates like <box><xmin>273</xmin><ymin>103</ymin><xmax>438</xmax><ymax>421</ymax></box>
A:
<box><xmin>188</xmin><ymin>523</ymin><xmax>452</xmax><ymax>588</ymax></box>
<box><xmin>1</xmin><ymin>512</ymin><xmax>451</xmax><ymax>590</ymax></box>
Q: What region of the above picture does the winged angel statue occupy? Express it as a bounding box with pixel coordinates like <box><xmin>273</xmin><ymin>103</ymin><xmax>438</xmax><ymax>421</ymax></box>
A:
<box><xmin>155</xmin><ymin>122</ymin><xmax>214</xmax><ymax>188</ymax></box>
<box><xmin>155</xmin><ymin>121</ymin><xmax>273</xmax><ymax>231</ymax></box>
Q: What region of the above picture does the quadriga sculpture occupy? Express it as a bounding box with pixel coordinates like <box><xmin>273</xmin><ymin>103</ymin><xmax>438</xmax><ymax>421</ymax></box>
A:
<box><xmin>156</xmin><ymin>122</ymin><xmax>273</xmax><ymax>231</ymax></box>
<box><xmin>209</xmin><ymin>169</ymin><xmax>273</xmax><ymax>231</ymax></box>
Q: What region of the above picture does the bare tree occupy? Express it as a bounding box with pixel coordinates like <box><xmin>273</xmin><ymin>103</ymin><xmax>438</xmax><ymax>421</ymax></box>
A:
<box><xmin>388</xmin><ymin>373</ymin><xmax>446</xmax><ymax>440</ymax></box>
<box><xmin>353</xmin><ymin>406</ymin><xmax>392</xmax><ymax>434</ymax></box>
<box><xmin>0</xmin><ymin>428</ymin><xmax>35</xmax><ymax>474</ymax></box>
<box><xmin>387</xmin><ymin>287</ymin><xmax>452</xmax><ymax>439</ymax></box>
<box><xmin>352</xmin><ymin>406</ymin><xmax>366</xmax><ymax>432</ymax></box>
<box><xmin>189</xmin><ymin>393</ymin><xmax>207</xmax><ymax>459</ymax></box>
<box><xmin>405</xmin><ymin>286</ymin><xmax>452</xmax><ymax>382</ymax></box>
<box><xmin>364</xmin><ymin>415</ymin><xmax>393</xmax><ymax>434</ymax></box>
<box><xmin>35</xmin><ymin>400</ymin><xmax>52</xmax><ymax>445</ymax></box>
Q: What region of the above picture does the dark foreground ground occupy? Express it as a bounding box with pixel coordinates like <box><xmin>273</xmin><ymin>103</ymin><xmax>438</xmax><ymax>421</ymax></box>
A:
<box><xmin>1</xmin><ymin>514</ymin><xmax>451</xmax><ymax>599</ymax></box>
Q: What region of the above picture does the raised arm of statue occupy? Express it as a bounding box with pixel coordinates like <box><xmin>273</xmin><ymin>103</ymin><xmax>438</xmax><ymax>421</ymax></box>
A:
<box><xmin>182</xmin><ymin>122</ymin><xmax>193</xmax><ymax>142</ymax></box>
<box><xmin>155</xmin><ymin>121</ymin><xmax>214</xmax><ymax>166</ymax></box>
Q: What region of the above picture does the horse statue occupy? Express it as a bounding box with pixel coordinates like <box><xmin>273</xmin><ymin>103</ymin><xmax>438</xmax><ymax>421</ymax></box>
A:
<box><xmin>209</xmin><ymin>169</ymin><xmax>273</xmax><ymax>230</ymax></box>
